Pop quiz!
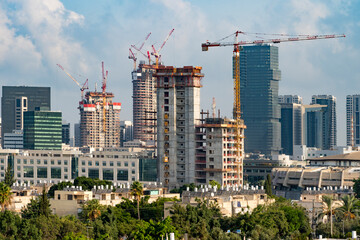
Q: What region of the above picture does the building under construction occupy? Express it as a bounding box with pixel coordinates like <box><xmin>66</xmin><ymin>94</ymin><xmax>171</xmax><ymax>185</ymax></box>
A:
<box><xmin>79</xmin><ymin>91</ymin><xmax>121</xmax><ymax>148</ymax></box>
<box><xmin>132</xmin><ymin>61</ymin><xmax>157</xmax><ymax>142</ymax></box>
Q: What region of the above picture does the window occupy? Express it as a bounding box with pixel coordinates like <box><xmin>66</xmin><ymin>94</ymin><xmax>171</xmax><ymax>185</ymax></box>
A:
<box><xmin>102</xmin><ymin>161</ymin><xmax>106</xmax><ymax>166</ymax></box>
<box><xmin>23</xmin><ymin>159</ymin><xmax>27</xmax><ymax>164</ymax></box>
<box><xmin>95</xmin><ymin>161</ymin><xmax>99</xmax><ymax>166</ymax></box>
<box><xmin>58</xmin><ymin>160</ymin><xmax>62</xmax><ymax>165</ymax></box>
<box><xmin>132</xmin><ymin>170</ymin><xmax>135</xmax><ymax>174</ymax></box>
<box><xmin>51</xmin><ymin>160</ymin><xmax>54</xmax><ymax>165</ymax></box>
<box><xmin>88</xmin><ymin>169</ymin><xmax>99</xmax><ymax>179</ymax></box>
<box><xmin>44</xmin><ymin>160</ymin><xmax>48</xmax><ymax>164</ymax></box>
<box><xmin>210</xmin><ymin>173</ymin><xmax>214</xmax><ymax>177</ymax></box>
<box><xmin>24</xmin><ymin>166</ymin><xmax>34</xmax><ymax>178</ymax></box>
<box><xmin>30</xmin><ymin>159</ymin><xmax>34</xmax><ymax>164</ymax></box>
<box><xmin>17</xmin><ymin>159</ymin><xmax>21</xmax><ymax>164</ymax></box>
<box><xmin>16</xmin><ymin>166</ymin><xmax>20</xmax><ymax>171</ymax></box>
<box><xmin>117</xmin><ymin>162</ymin><xmax>121</xmax><ymax>167</ymax></box>
<box><xmin>103</xmin><ymin>169</ymin><xmax>114</xmax><ymax>180</ymax></box>
<box><xmin>64</xmin><ymin>160</ymin><xmax>68</xmax><ymax>165</ymax></box>
<box><xmin>209</xmin><ymin>157</ymin><xmax>214</xmax><ymax>162</ymax></box>
<box><xmin>131</xmin><ymin>162</ymin><xmax>135</xmax><ymax>167</ymax></box>
<box><xmin>164</xmin><ymin>106</ymin><xmax>169</xmax><ymax>111</ymax></box>
<box><xmin>125</xmin><ymin>162</ymin><xmax>128</xmax><ymax>167</ymax></box>
<box><xmin>82</xmin><ymin>168</ymin><xmax>86</xmax><ymax>173</ymax></box>
<box><xmin>164</xmin><ymin>99</ymin><xmax>169</xmax><ymax>104</ymax></box>
<box><xmin>51</xmin><ymin>167</ymin><xmax>61</xmax><ymax>179</ymax></box>
<box><xmin>64</xmin><ymin>167</ymin><xmax>68</xmax><ymax>173</ymax></box>
<box><xmin>110</xmin><ymin>161</ymin><xmax>114</xmax><ymax>167</ymax></box>
<box><xmin>17</xmin><ymin>173</ymin><xmax>21</xmax><ymax>178</ymax></box>
<box><xmin>82</xmin><ymin>161</ymin><xmax>85</xmax><ymax>166</ymax></box>
<box><xmin>58</xmin><ymin>194</ymin><xmax>60</xmax><ymax>200</ymax></box>
<box><xmin>117</xmin><ymin>170</ymin><xmax>128</xmax><ymax>181</ymax></box>
<box><xmin>88</xmin><ymin>161</ymin><xmax>92</xmax><ymax>166</ymax></box>
<box><xmin>37</xmin><ymin>167</ymin><xmax>47</xmax><ymax>178</ymax></box>
<box><xmin>37</xmin><ymin>159</ymin><xmax>41</xmax><ymax>164</ymax></box>
<box><xmin>164</xmin><ymin>92</ymin><xmax>169</xmax><ymax>97</ymax></box>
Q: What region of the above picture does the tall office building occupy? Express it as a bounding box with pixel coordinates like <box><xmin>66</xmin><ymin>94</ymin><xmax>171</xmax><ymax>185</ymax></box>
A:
<box><xmin>120</xmin><ymin>120</ymin><xmax>134</xmax><ymax>147</ymax></box>
<box><xmin>240</xmin><ymin>45</ymin><xmax>281</xmax><ymax>155</ymax></box>
<box><xmin>62</xmin><ymin>123</ymin><xmax>70</xmax><ymax>145</ymax></box>
<box><xmin>23</xmin><ymin>109</ymin><xmax>62</xmax><ymax>150</ymax></box>
<box><xmin>280</xmin><ymin>103</ymin><xmax>303</xmax><ymax>155</ymax></box>
<box><xmin>304</xmin><ymin>104</ymin><xmax>328</xmax><ymax>149</ymax></box>
<box><xmin>132</xmin><ymin>62</ymin><xmax>157</xmax><ymax>142</ymax></box>
<box><xmin>279</xmin><ymin>95</ymin><xmax>303</xmax><ymax>104</ymax></box>
<box><xmin>79</xmin><ymin>91</ymin><xmax>121</xmax><ymax>148</ymax></box>
<box><xmin>156</xmin><ymin>66</ymin><xmax>203</xmax><ymax>188</ymax></box>
<box><xmin>311</xmin><ymin>95</ymin><xmax>337</xmax><ymax>149</ymax></box>
<box><xmin>74</xmin><ymin>123</ymin><xmax>81</xmax><ymax>147</ymax></box>
<box><xmin>346</xmin><ymin>95</ymin><xmax>360</xmax><ymax>146</ymax></box>
<box><xmin>1</xmin><ymin>86</ymin><xmax>50</xmax><ymax>147</ymax></box>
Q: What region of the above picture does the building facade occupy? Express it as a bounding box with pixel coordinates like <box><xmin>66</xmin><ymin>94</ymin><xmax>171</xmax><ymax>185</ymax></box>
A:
<box><xmin>346</xmin><ymin>95</ymin><xmax>360</xmax><ymax>146</ymax></box>
<box><xmin>120</xmin><ymin>120</ymin><xmax>134</xmax><ymax>147</ymax></box>
<box><xmin>204</xmin><ymin>118</ymin><xmax>245</xmax><ymax>187</ymax></box>
<box><xmin>280</xmin><ymin>103</ymin><xmax>303</xmax><ymax>155</ymax></box>
<box><xmin>240</xmin><ymin>45</ymin><xmax>281</xmax><ymax>156</ymax></box>
<box><xmin>62</xmin><ymin>123</ymin><xmax>70</xmax><ymax>145</ymax></box>
<box><xmin>156</xmin><ymin>66</ymin><xmax>203</xmax><ymax>188</ymax></box>
<box><xmin>3</xmin><ymin>130</ymin><xmax>23</xmax><ymax>149</ymax></box>
<box><xmin>132</xmin><ymin>62</ymin><xmax>157</xmax><ymax>142</ymax></box>
<box><xmin>311</xmin><ymin>95</ymin><xmax>337</xmax><ymax>149</ymax></box>
<box><xmin>278</xmin><ymin>95</ymin><xmax>303</xmax><ymax>104</ymax></box>
<box><xmin>79</xmin><ymin>92</ymin><xmax>121</xmax><ymax>148</ymax></box>
<box><xmin>303</xmin><ymin>104</ymin><xmax>328</xmax><ymax>150</ymax></box>
<box><xmin>1</xmin><ymin>86</ymin><xmax>50</xmax><ymax>147</ymax></box>
<box><xmin>23</xmin><ymin>110</ymin><xmax>62</xmax><ymax>150</ymax></box>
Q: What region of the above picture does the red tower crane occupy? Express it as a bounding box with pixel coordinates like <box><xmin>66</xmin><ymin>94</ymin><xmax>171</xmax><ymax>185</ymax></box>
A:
<box><xmin>101</xmin><ymin>61</ymin><xmax>109</xmax><ymax>132</ymax></box>
<box><xmin>202</xmin><ymin>31</ymin><xmax>345</xmax><ymax>187</ymax></box>
<box><xmin>129</xmin><ymin>32</ymin><xmax>152</xmax><ymax>68</ymax></box>
<box><xmin>56</xmin><ymin>64</ymin><xmax>89</xmax><ymax>100</ymax></box>
<box><xmin>151</xmin><ymin>28</ymin><xmax>174</xmax><ymax>67</ymax></box>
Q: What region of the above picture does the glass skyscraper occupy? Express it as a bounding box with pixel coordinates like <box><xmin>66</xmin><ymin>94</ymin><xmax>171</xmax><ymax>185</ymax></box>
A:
<box><xmin>239</xmin><ymin>45</ymin><xmax>281</xmax><ymax>155</ymax></box>
<box><xmin>23</xmin><ymin>109</ymin><xmax>62</xmax><ymax>150</ymax></box>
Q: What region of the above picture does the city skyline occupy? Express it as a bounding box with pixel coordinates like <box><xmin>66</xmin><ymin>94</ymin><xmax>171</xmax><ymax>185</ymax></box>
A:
<box><xmin>0</xmin><ymin>0</ymin><xmax>359</xmax><ymax>145</ymax></box>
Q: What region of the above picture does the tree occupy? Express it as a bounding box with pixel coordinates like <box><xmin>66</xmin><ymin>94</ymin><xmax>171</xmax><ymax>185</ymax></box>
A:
<box><xmin>3</xmin><ymin>167</ymin><xmax>15</xmax><ymax>187</ymax></box>
<box><xmin>353</xmin><ymin>178</ymin><xmax>360</xmax><ymax>198</ymax></box>
<box><xmin>337</xmin><ymin>195</ymin><xmax>359</xmax><ymax>220</ymax></box>
<box><xmin>209</xmin><ymin>180</ymin><xmax>221</xmax><ymax>189</ymax></box>
<box><xmin>74</xmin><ymin>177</ymin><xmax>112</xmax><ymax>191</ymax></box>
<box><xmin>0</xmin><ymin>182</ymin><xmax>12</xmax><ymax>212</ymax></box>
<box><xmin>320</xmin><ymin>195</ymin><xmax>336</xmax><ymax>236</ymax></box>
<box><xmin>48</xmin><ymin>181</ymin><xmax>73</xmax><ymax>198</ymax></box>
<box><xmin>264</xmin><ymin>174</ymin><xmax>272</xmax><ymax>197</ymax></box>
<box><xmin>131</xmin><ymin>181</ymin><xmax>143</xmax><ymax>220</ymax></box>
<box><xmin>81</xmin><ymin>199</ymin><xmax>104</xmax><ymax>221</ymax></box>
<box><xmin>21</xmin><ymin>187</ymin><xmax>51</xmax><ymax>219</ymax></box>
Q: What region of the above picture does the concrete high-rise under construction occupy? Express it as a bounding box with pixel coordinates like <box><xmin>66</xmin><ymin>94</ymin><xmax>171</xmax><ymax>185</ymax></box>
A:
<box><xmin>79</xmin><ymin>91</ymin><xmax>121</xmax><ymax>148</ymax></box>
<box><xmin>156</xmin><ymin>66</ymin><xmax>203</xmax><ymax>188</ymax></box>
<box><xmin>132</xmin><ymin>61</ymin><xmax>157</xmax><ymax>142</ymax></box>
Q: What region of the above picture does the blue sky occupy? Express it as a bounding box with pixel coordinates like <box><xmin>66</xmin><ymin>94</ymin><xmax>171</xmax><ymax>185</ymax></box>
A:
<box><xmin>0</xmin><ymin>0</ymin><xmax>359</xmax><ymax>145</ymax></box>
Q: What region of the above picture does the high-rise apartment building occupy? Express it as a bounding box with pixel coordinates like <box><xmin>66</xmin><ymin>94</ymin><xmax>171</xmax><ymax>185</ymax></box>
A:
<box><xmin>132</xmin><ymin>62</ymin><xmax>157</xmax><ymax>142</ymax></box>
<box><xmin>156</xmin><ymin>66</ymin><xmax>203</xmax><ymax>188</ymax></box>
<box><xmin>1</xmin><ymin>86</ymin><xmax>50</xmax><ymax>147</ymax></box>
<box><xmin>204</xmin><ymin>118</ymin><xmax>245</xmax><ymax>186</ymax></box>
<box><xmin>280</xmin><ymin>103</ymin><xmax>303</xmax><ymax>155</ymax></box>
<box><xmin>346</xmin><ymin>95</ymin><xmax>360</xmax><ymax>146</ymax></box>
<box><xmin>279</xmin><ymin>95</ymin><xmax>303</xmax><ymax>104</ymax></box>
<box><xmin>311</xmin><ymin>95</ymin><xmax>337</xmax><ymax>149</ymax></box>
<box><xmin>304</xmin><ymin>104</ymin><xmax>328</xmax><ymax>149</ymax></box>
<box><xmin>240</xmin><ymin>45</ymin><xmax>281</xmax><ymax>155</ymax></box>
<box><xmin>79</xmin><ymin>91</ymin><xmax>121</xmax><ymax>148</ymax></box>
<box><xmin>62</xmin><ymin>123</ymin><xmax>70</xmax><ymax>145</ymax></box>
<box><xmin>23</xmin><ymin>109</ymin><xmax>62</xmax><ymax>150</ymax></box>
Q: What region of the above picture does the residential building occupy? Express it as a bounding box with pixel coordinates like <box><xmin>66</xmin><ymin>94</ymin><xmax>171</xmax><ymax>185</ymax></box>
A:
<box><xmin>120</xmin><ymin>120</ymin><xmax>133</xmax><ymax>147</ymax></box>
<box><xmin>79</xmin><ymin>91</ymin><xmax>121</xmax><ymax>148</ymax></box>
<box><xmin>346</xmin><ymin>94</ymin><xmax>360</xmax><ymax>146</ymax></box>
<box><xmin>1</xmin><ymin>86</ymin><xmax>50</xmax><ymax>147</ymax></box>
<box><xmin>3</xmin><ymin>130</ymin><xmax>23</xmax><ymax>149</ymax></box>
<box><xmin>292</xmin><ymin>145</ymin><xmax>355</xmax><ymax>161</ymax></box>
<box><xmin>310</xmin><ymin>95</ymin><xmax>337</xmax><ymax>149</ymax></box>
<box><xmin>132</xmin><ymin>62</ymin><xmax>157</xmax><ymax>142</ymax></box>
<box><xmin>203</xmin><ymin>118</ymin><xmax>245</xmax><ymax>187</ymax></box>
<box><xmin>280</xmin><ymin>103</ymin><xmax>303</xmax><ymax>155</ymax></box>
<box><xmin>23</xmin><ymin>109</ymin><xmax>62</xmax><ymax>150</ymax></box>
<box><xmin>240</xmin><ymin>45</ymin><xmax>281</xmax><ymax>155</ymax></box>
<box><xmin>62</xmin><ymin>123</ymin><xmax>70</xmax><ymax>145</ymax></box>
<box><xmin>156</xmin><ymin>66</ymin><xmax>203</xmax><ymax>188</ymax></box>
<box><xmin>278</xmin><ymin>95</ymin><xmax>303</xmax><ymax>104</ymax></box>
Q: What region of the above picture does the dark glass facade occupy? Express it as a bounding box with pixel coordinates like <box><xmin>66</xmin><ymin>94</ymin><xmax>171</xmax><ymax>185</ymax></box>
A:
<box><xmin>1</xmin><ymin>86</ymin><xmax>50</xmax><ymax>147</ymax></box>
<box><xmin>139</xmin><ymin>158</ymin><xmax>157</xmax><ymax>181</ymax></box>
<box><xmin>62</xmin><ymin>123</ymin><xmax>70</xmax><ymax>145</ymax></box>
<box><xmin>239</xmin><ymin>45</ymin><xmax>281</xmax><ymax>155</ymax></box>
<box><xmin>23</xmin><ymin>111</ymin><xmax>62</xmax><ymax>150</ymax></box>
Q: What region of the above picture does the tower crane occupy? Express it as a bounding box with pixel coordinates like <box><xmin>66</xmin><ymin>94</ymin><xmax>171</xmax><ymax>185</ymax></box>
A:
<box><xmin>101</xmin><ymin>61</ymin><xmax>109</xmax><ymax>133</ymax></box>
<box><xmin>56</xmin><ymin>64</ymin><xmax>89</xmax><ymax>100</ymax></box>
<box><xmin>129</xmin><ymin>32</ymin><xmax>152</xmax><ymax>68</ymax></box>
<box><xmin>151</xmin><ymin>28</ymin><xmax>174</xmax><ymax>67</ymax></box>
<box><xmin>202</xmin><ymin>31</ymin><xmax>345</xmax><ymax>187</ymax></box>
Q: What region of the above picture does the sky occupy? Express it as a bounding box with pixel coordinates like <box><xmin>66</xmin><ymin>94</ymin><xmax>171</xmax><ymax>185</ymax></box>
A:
<box><xmin>0</xmin><ymin>0</ymin><xmax>359</xmax><ymax>145</ymax></box>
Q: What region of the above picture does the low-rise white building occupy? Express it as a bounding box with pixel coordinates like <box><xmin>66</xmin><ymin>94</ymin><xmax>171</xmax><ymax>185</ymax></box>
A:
<box><xmin>292</xmin><ymin>145</ymin><xmax>356</xmax><ymax>161</ymax></box>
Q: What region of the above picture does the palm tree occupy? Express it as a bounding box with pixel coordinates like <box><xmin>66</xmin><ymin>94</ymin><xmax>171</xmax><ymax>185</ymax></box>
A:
<box><xmin>320</xmin><ymin>195</ymin><xmax>336</xmax><ymax>236</ymax></box>
<box><xmin>0</xmin><ymin>182</ymin><xmax>12</xmax><ymax>211</ymax></box>
<box><xmin>82</xmin><ymin>199</ymin><xmax>103</xmax><ymax>221</ymax></box>
<box><xmin>131</xmin><ymin>181</ymin><xmax>143</xmax><ymax>220</ymax></box>
<box><xmin>337</xmin><ymin>195</ymin><xmax>359</xmax><ymax>220</ymax></box>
